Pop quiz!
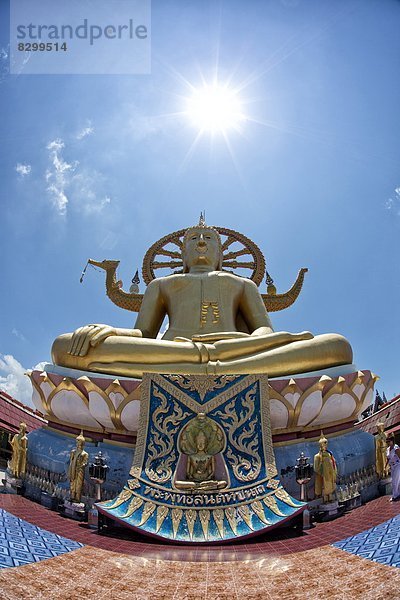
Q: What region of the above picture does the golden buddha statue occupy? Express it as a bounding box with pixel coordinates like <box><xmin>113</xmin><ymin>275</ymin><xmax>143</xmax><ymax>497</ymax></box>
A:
<box><xmin>375</xmin><ymin>422</ymin><xmax>389</xmax><ymax>479</ymax></box>
<box><xmin>313</xmin><ymin>432</ymin><xmax>337</xmax><ymax>503</ymax></box>
<box><xmin>52</xmin><ymin>219</ymin><xmax>352</xmax><ymax>378</ymax></box>
<box><xmin>9</xmin><ymin>422</ymin><xmax>28</xmax><ymax>478</ymax></box>
<box><xmin>68</xmin><ymin>431</ymin><xmax>89</xmax><ymax>503</ymax></box>
<box><xmin>174</xmin><ymin>413</ymin><xmax>227</xmax><ymax>491</ymax></box>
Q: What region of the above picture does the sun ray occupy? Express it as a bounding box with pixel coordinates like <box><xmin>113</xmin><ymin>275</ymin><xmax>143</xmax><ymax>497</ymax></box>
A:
<box><xmin>176</xmin><ymin>129</ymin><xmax>204</xmax><ymax>175</ymax></box>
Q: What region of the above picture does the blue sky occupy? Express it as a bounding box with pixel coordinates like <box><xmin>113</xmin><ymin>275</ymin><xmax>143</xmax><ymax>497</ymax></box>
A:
<box><xmin>0</xmin><ymin>0</ymin><xmax>399</xmax><ymax>405</ymax></box>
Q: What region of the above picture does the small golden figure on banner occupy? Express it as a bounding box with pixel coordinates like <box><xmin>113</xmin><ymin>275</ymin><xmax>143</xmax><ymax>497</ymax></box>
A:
<box><xmin>174</xmin><ymin>413</ymin><xmax>228</xmax><ymax>491</ymax></box>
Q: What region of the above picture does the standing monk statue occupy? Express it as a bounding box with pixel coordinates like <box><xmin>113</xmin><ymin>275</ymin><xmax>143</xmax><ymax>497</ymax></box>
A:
<box><xmin>52</xmin><ymin>219</ymin><xmax>353</xmax><ymax>379</ymax></box>
<box><xmin>314</xmin><ymin>433</ymin><xmax>337</xmax><ymax>503</ymax></box>
<box><xmin>375</xmin><ymin>422</ymin><xmax>389</xmax><ymax>479</ymax></box>
<box><xmin>68</xmin><ymin>431</ymin><xmax>89</xmax><ymax>503</ymax></box>
<box><xmin>9</xmin><ymin>422</ymin><xmax>28</xmax><ymax>478</ymax></box>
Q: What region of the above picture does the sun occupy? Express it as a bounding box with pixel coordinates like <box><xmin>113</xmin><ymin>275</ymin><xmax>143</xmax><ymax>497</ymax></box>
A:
<box><xmin>185</xmin><ymin>83</ymin><xmax>246</xmax><ymax>134</ymax></box>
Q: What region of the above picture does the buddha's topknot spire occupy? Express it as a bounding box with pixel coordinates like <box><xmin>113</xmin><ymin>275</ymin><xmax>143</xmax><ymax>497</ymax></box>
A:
<box><xmin>199</xmin><ymin>211</ymin><xmax>206</xmax><ymax>227</ymax></box>
<box><xmin>76</xmin><ymin>430</ymin><xmax>86</xmax><ymax>444</ymax></box>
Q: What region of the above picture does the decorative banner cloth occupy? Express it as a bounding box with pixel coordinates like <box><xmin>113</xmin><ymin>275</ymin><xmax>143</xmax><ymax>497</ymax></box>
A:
<box><xmin>97</xmin><ymin>374</ymin><xmax>304</xmax><ymax>542</ymax></box>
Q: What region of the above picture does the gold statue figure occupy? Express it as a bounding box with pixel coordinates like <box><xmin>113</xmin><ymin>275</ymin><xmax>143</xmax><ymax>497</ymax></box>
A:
<box><xmin>68</xmin><ymin>431</ymin><xmax>89</xmax><ymax>503</ymax></box>
<box><xmin>174</xmin><ymin>413</ymin><xmax>227</xmax><ymax>491</ymax></box>
<box><xmin>375</xmin><ymin>422</ymin><xmax>389</xmax><ymax>479</ymax></box>
<box><xmin>52</xmin><ymin>219</ymin><xmax>353</xmax><ymax>378</ymax></box>
<box><xmin>9</xmin><ymin>422</ymin><xmax>28</xmax><ymax>478</ymax></box>
<box><xmin>314</xmin><ymin>433</ymin><xmax>337</xmax><ymax>503</ymax></box>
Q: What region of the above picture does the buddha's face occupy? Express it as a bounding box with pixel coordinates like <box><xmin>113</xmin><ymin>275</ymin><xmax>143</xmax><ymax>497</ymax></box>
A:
<box><xmin>196</xmin><ymin>431</ymin><xmax>207</xmax><ymax>452</ymax></box>
<box><xmin>183</xmin><ymin>227</ymin><xmax>221</xmax><ymax>271</ymax></box>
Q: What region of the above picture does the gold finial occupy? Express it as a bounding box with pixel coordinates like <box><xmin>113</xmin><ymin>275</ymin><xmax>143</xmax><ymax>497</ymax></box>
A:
<box><xmin>319</xmin><ymin>430</ymin><xmax>327</xmax><ymax>444</ymax></box>
<box><xmin>76</xmin><ymin>430</ymin><xmax>85</xmax><ymax>443</ymax></box>
<box><xmin>266</xmin><ymin>270</ymin><xmax>276</xmax><ymax>295</ymax></box>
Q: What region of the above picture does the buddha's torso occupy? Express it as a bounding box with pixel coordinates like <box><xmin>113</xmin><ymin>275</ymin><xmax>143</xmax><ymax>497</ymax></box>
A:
<box><xmin>189</xmin><ymin>453</ymin><xmax>213</xmax><ymax>481</ymax></box>
<box><xmin>159</xmin><ymin>271</ymin><xmax>244</xmax><ymax>340</ymax></box>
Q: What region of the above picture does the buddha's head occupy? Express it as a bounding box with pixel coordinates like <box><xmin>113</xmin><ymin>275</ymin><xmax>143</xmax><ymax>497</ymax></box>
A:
<box><xmin>377</xmin><ymin>422</ymin><xmax>385</xmax><ymax>434</ymax></box>
<box><xmin>76</xmin><ymin>431</ymin><xmax>85</xmax><ymax>450</ymax></box>
<box><xmin>19</xmin><ymin>422</ymin><xmax>27</xmax><ymax>435</ymax></box>
<box><xmin>319</xmin><ymin>432</ymin><xmax>328</xmax><ymax>451</ymax></box>
<box><xmin>195</xmin><ymin>430</ymin><xmax>207</xmax><ymax>452</ymax></box>
<box><xmin>182</xmin><ymin>216</ymin><xmax>222</xmax><ymax>272</ymax></box>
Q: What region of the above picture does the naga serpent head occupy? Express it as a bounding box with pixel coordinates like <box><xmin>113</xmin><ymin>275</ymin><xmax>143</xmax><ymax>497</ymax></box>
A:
<box><xmin>88</xmin><ymin>259</ymin><xmax>120</xmax><ymax>271</ymax></box>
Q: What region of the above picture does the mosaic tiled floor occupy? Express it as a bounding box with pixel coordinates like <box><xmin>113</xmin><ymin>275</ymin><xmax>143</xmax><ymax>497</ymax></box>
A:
<box><xmin>1</xmin><ymin>493</ymin><xmax>399</xmax><ymax>561</ymax></box>
<box><xmin>0</xmin><ymin>496</ymin><xmax>399</xmax><ymax>598</ymax></box>
<box><xmin>333</xmin><ymin>514</ymin><xmax>400</xmax><ymax>568</ymax></box>
<box><xmin>0</xmin><ymin>508</ymin><xmax>82</xmax><ymax>569</ymax></box>
<box><xmin>1</xmin><ymin>544</ymin><xmax>400</xmax><ymax>599</ymax></box>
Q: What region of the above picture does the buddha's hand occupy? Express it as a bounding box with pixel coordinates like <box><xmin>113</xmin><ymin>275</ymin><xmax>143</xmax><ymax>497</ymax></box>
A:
<box><xmin>191</xmin><ymin>332</ymin><xmax>250</xmax><ymax>342</ymax></box>
<box><xmin>250</xmin><ymin>328</ymin><xmax>313</xmax><ymax>339</ymax></box>
<box><xmin>68</xmin><ymin>324</ymin><xmax>141</xmax><ymax>357</ymax></box>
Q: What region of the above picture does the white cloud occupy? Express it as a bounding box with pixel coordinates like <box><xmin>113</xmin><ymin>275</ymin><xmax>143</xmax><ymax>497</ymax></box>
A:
<box><xmin>15</xmin><ymin>163</ymin><xmax>31</xmax><ymax>177</ymax></box>
<box><xmin>45</xmin><ymin>138</ymin><xmax>78</xmax><ymax>215</ymax></box>
<box><xmin>71</xmin><ymin>169</ymin><xmax>111</xmax><ymax>215</ymax></box>
<box><xmin>386</xmin><ymin>187</ymin><xmax>400</xmax><ymax>216</ymax></box>
<box><xmin>11</xmin><ymin>328</ymin><xmax>27</xmax><ymax>342</ymax></box>
<box><xmin>76</xmin><ymin>123</ymin><xmax>94</xmax><ymax>140</ymax></box>
<box><xmin>17</xmin><ymin>133</ymin><xmax>111</xmax><ymax>217</ymax></box>
<box><xmin>0</xmin><ymin>354</ymin><xmax>46</xmax><ymax>408</ymax></box>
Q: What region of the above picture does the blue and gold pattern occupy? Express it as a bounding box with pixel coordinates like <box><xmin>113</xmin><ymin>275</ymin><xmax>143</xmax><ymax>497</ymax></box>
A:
<box><xmin>0</xmin><ymin>509</ymin><xmax>82</xmax><ymax>569</ymax></box>
<box><xmin>98</xmin><ymin>374</ymin><xmax>304</xmax><ymax>542</ymax></box>
<box><xmin>333</xmin><ymin>515</ymin><xmax>400</xmax><ymax>567</ymax></box>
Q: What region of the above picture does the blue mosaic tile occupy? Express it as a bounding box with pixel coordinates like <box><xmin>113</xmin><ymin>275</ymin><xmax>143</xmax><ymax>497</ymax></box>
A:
<box><xmin>356</xmin><ymin>551</ymin><xmax>375</xmax><ymax>559</ymax></box>
<box><xmin>26</xmin><ymin>540</ymin><xmax>47</xmax><ymax>548</ymax></box>
<box><xmin>333</xmin><ymin>514</ymin><xmax>400</xmax><ymax>568</ymax></box>
<box><xmin>12</xmin><ymin>558</ymin><xmax>33</xmax><ymax>567</ymax></box>
<box><xmin>0</xmin><ymin>555</ymin><xmax>15</xmax><ymax>568</ymax></box>
<box><xmin>358</xmin><ymin>542</ymin><xmax>381</xmax><ymax>551</ymax></box>
<box><xmin>380</xmin><ymin>540</ymin><xmax>399</xmax><ymax>549</ymax></box>
<box><xmin>0</xmin><ymin>508</ymin><xmax>83</xmax><ymax>569</ymax></box>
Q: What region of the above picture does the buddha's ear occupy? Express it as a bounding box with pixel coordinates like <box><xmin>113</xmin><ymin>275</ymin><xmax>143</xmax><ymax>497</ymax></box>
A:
<box><xmin>182</xmin><ymin>248</ymin><xmax>188</xmax><ymax>273</ymax></box>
